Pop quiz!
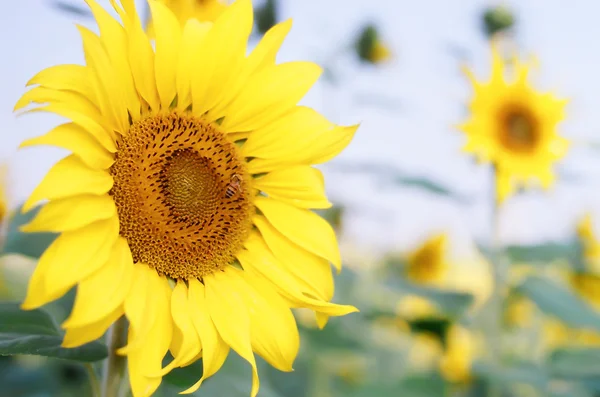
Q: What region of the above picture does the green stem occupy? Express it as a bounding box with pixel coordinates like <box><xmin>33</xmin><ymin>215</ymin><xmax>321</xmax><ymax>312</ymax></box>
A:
<box><xmin>101</xmin><ymin>316</ymin><xmax>129</xmax><ymax>397</ymax></box>
<box><xmin>488</xmin><ymin>165</ymin><xmax>507</xmax><ymax>397</ymax></box>
<box><xmin>84</xmin><ymin>363</ymin><xmax>101</xmax><ymax>397</ymax></box>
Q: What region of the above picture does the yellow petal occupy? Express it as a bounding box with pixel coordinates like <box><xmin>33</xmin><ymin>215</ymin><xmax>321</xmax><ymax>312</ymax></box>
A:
<box><xmin>154</xmin><ymin>281</ymin><xmax>201</xmax><ymax>376</ymax></box>
<box><xmin>253</xmin><ymin>166</ymin><xmax>331</xmax><ymax>209</ymax></box>
<box><xmin>62</xmin><ymin>306</ymin><xmax>123</xmax><ymax>348</ymax></box>
<box><xmin>21</xmin><ymin>215</ymin><xmax>119</xmax><ymax>310</ymax></box>
<box><xmin>254</xmin><ymin>196</ymin><xmax>341</xmax><ymax>271</ymax></box>
<box><xmin>253</xmin><ymin>216</ymin><xmax>333</xmax><ymax>300</ymax></box>
<box><xmin>21</xmin><ymin>194</ymin><xmax>116</xmax><ymax>233</ymax></box>
<box><xmin>205</xmin><ymin>270</ymin><xmax>260</xmax><ymax>397</ymax></box>
<box><xmin>242</xmin><ymin>106</ymin><xmax>332</xmax><ymax>159</ymax></box>
<box><xmin>181</xmin><ymin>279</ymin><xmax>230</xmax><ymax>394</ymax></box>
<box><xmin>77</xmin><ymin>25</ymin><xmax>128</xmax><ymax>134</ymax></box>
<box><xmin>221</xmin><ymin>62</ymin><xmax>322</xmax><ymax>132</ymax></box>
<box><xmin>23</xmin><ymin>104</ymin><xmax>117</xmax><ymax>152</ymax></box>
<box><xmin>237</xmin><ymin>244</ymin><xmax>357</xmax><ymax>317</ymax></box>
<box><xmin>148</xmin><ymin>0</ymin><xmax>182</xmax><ymax>109</ymax></box>
<box><xmin>23</xmin><ymin>155</ymin><xmax>113</xmax><ymax>213</ymax></box>
<box><xmin>244</xmin><ymin>19</ymin><xmax>292</xmax><ymax>75</ymax></box>
<box><xmin>26</xmin><ymin>64</ymin><xmax>97</xmax><ymax>105</ymax></box>
<box><xmin>237</xmin><ymin>270</ymin><xmax>299</xmax><ymax>372</ymax></box>
<box><xmin>120</xmin><ymin>264</ymin><xmax>155</xmax><ymax>354</ymax></box>
<box><xmin>304</xmin><ymin>125</ymin><xmax>359</xmax><ymax>164</ymax></box>
<box><xmin>62</xmin><ymin>237</ymin><xmax>133</xmax><ymax>328</ymax></box>
<box><xmin>19</xmin><ymin>123</ymin><xmax>115</xmax><ymax>169</ymax></box>
<box><xmin>127</xmin><ymin>273</ymin><xmax>173</xmax><ymax>397</ymax></box>
<box><xmin>15</xmin><ymin>86</ymin><xmax>102</xmax><ymax>124</ymax></box>
<box><xmin>84</xmin><ymin>0</ymin><xmax>140</xmax><ymax>120</ymax></box>
<box><xmin>113</xmin><ymin>0</ymin><xmax>160</xmax><ymax>111</ymax></box>
<box><xmin>191</xmin><ymin>0</ymin><xmax>253</xmax><ymax>117</ymax></box>
<box><xmin>248</xmin><ymin>124</ymin><xmax>359</xmax><ymax>174</ymax></box>
<box><xmin>176</xmin><ymin>19</ymin><xmax>211</xmax><ymax>111</ymax></box>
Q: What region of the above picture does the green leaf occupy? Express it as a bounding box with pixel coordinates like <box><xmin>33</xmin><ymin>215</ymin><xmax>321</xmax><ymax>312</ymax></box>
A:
<box><xmin>549</xmin><ymin>348</ymin><xmax>600</xmax><ymax>379</ymax></box>
<box><xmin>163</xmin><ymin>358</ymin><xmax>204</xmax><ymax>388</ymax></box>
<box><xmin>0</xmin><ymin>302</ymin><xmax>107</xmax><ymax>362</ymax></box>
<box><xmin>3</xmin><ymin>204</ymin><xmax>57</xmax><ymax>259</ymax></box>
<box><xmin>518</xmin><ymin>276</ymin><xmax>600</xmax><ymax>330</ymax></box>
<box><xmin>473</xmin><ymin>361</ymin><xmax>548</xmax><ymax>388</ymax></box>
<box><xmin>504</xmin><ymin>241</ymin><xmax>582</xmax><ymax>265</ymax></box>
<box><xmin>386</xmin><ymin>278</ymin><xmax>475</xmax><ymax>318</ymax></box>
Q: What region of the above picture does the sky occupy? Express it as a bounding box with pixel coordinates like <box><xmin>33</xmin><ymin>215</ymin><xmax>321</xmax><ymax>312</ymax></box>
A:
<box><xmin>2</xmin><ymin>0</ymin><xmax>600</xmax><ymax>260</ymax></box>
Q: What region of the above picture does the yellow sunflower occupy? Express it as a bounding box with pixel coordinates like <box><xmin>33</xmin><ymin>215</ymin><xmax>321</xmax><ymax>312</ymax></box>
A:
<box><xmin>459</xmin><ymin>43</ymin><xmax>569</xmax><ymax>203</ymax></box>
<box><xmin>15</xmin><ymin>1</ymin><xmax>358</xmax><ymax>396</ymax></box>
<box><xmin>577</xmin><ymin>213</ymin><xmax>600</xmax><ymax>273</ymax></box>
<box><xmin>405</xmin><ymin>233</ymin><xmax>449</xmax><ymax>285</ymax></box>
<box><xmin>439</xmin><ymin>325</ymin><xmax>476</xmax><ymax>384</ymax></box>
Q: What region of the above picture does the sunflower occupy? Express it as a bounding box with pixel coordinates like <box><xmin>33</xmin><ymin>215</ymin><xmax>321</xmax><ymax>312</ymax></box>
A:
<box><xmin>405</xmin><ymin>233</ymin><xmax>449</xmax><ymax>285</ymax></box>
<box><xmin>459</xmin><ymin>43</ymin><xmax>569</xmax><ymax>203</ymax></box>
<box><xmin>439</xmin><ymin>325</ymin><xmax>476</xmax><ymax>384</ymax></box>
<box><xmin>15</xmin><ymin>1</ymin><xmax>358</xmax><ymax>396</ymax></box>
<box><xmin>577</xmin><ymin>213</ymin><xmax>600</xmax><ymax>273</ymax></box>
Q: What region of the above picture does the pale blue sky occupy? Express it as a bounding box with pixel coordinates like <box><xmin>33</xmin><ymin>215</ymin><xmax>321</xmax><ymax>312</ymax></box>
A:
<box><xmin>2</xmin><ymin>0</ymin><xmax>600</xmax><ymax>258</ymax></box>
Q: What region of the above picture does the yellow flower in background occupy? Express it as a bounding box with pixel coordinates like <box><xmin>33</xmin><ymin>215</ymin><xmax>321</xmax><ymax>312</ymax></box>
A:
<box><xmin>15</xmin><ymin>1</ymin><xmax>358</xmax><ymax>396</ymax></box>
<box><xmin>504</xmin><ymin>295</ymin><xmax>536</xmax><ymax>328</ymax></box>
<box><xmin>542</xmin><ymin>318</ymin><xmax>569</xmax><ymax>350</ymax></box>
<box><xmin>396</xmin><ymin>294</ymin><xmax>438</xmax><ymax>321</ymax></box>
<box><xmin>368</xmin><ymin>40</ymin><xmax>392</xmax><ymax>64</ymax></box>
<box><xmin>459</xmin><ymin>43</ymin><xmax>569</xmax><ymax>203</ymax></box>
<box><xmin>577</xmin><ymin>213</ymin><xmax>600</xmax><ymax>273</ymax></box>
<box><xmin>439</xmin><ymin>325</ymin><xmax>475</xmax><ymax>384</ymax></box>
<box><xmin>408</xmin><ymin>332</ymin><xmax>444</xmax><ymax>372</ymax></box>
<box><xmin>569</xmin><ymin>273</ymin><xmax>600</xmax><ymax>309</ymax></box>
<box><xmin>405</xmin><ymin>233</ymin><xmax>449</xmax><ymax>285</ymax></box>
<box><xmin>355</xmin><ymin>24</ymin><xmax>392</xmax><ymax>65</ymax></box>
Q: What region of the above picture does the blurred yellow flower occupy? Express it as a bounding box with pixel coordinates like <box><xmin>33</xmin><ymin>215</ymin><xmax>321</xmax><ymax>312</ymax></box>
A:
<box><xmin>439</xmin><ymin>325</ymin><xmax>475</xmax><ymax>384</ymax></box>
<box><xmin>368</xmin><ymin>40</ymin><xmax>392</xmax><ymax>64</ymax></box>
<box><xmin>396</xmin><ymin>295</ymin><xmax>438</xmax><ymax>321</ymax></box>
<box><xmin>408</xmin><ymin>332</ymin><xmax>444</xmax><ymax>372</ymax></box>
<box><xmin>405</xmin><ymin>233</ymin><xmax>449</xmax><ymax>285</ymax></box>
<box><xmin>355</xmin><ymin>24</ymin><xmax>392</xmax><ymax>65</ymax></box>
<box><xmin>577</xmin><ymin>213</ymin><xmax>600</xmax><ymax>274</ymax></box>
<box><xmin>569</xmin><ymin>273</ymin><xmax>600</xmax><ymax>309</ymax></box>
<box><xmin>459</xmin><ymin>43</ymin><xmax>569</xmax><ymax>203</ymax></box>
<box><xmin>542</xmin><ymin>318</ymin><xmax>569</xmax><ymax>350</ymax></box>
<box><xmin>504</xmin><ymin>295</ymin><xmax>536</xmax><ymax>328</ymax></box>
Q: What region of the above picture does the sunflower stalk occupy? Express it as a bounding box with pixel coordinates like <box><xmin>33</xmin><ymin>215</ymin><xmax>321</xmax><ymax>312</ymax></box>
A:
<box><xmin>488</xmin><ymin>165</ymin><xmax>508</xmax><ymax>397</ymax></box>
<box><xmin>101</xmin><ymin>317</ymin><xmax>129</xmax><ymax>397</ymax></box>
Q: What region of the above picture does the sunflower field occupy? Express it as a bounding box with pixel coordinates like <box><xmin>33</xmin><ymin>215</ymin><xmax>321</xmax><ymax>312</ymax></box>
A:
<box><xmin>2</xmin><ymin>1</ymin><xmax>600</xmax><ymax>397</ymax></box>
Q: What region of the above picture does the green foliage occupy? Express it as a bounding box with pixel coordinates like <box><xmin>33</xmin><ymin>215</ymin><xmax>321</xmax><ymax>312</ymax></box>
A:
<box><xmin>504</xmin><ymin>240</ymin><xmax>583</xmax><ymax>267</ymax></box>
<box><xmin>482</xmin><ymin>5</ymin><xmax>515</xmax><ymax>38</ymax></box>
<box><xmin>355</xmin><ymin>24</ymin><xmax>379</xmax><ymax>63</ymax></box>
<box><xmin>255</xmin><ymin>0</ymin><xmax>277</xmax><ymax>36</ymax></box>
<box><xmin>517</xmin><ymin>275</ymin><xmax>600</xmax><ymax>330</ymax></box>
<box><xmin>2</xmin><ymin>204</ymin><xmax>57</xmax><ymax>259</ymax></box>
<box><xmin>549</xmin><ymin>348</ymin><xmax>600</xmax><ymax>379</ymax></box>
<box><xmin>0</xmin><ymin>302</ymin><xmax>107</xmax><ymax>362</ymax></box>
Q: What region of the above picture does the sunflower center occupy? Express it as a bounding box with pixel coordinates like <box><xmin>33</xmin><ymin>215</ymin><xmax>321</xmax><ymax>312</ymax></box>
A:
<box><xmin>109</xmin><ymin>113</ymin><xmax>253</xmax><ymax>280</ymax></box>
<box><xmin>500</xmin><ymin>107</ymin><xmax>539</xmax><ymax>153</ymax></box>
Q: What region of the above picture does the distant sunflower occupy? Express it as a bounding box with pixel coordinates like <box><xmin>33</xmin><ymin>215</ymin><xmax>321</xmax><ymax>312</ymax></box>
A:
<box><xmin>577</xmin><ymin>213</ymin><xmax>600</xmax><ymax>273</ymax></box>
<box><xmin>15</xmin><ymin>1</ymin><xmax>358</xmax><ymax>396</ymax></box>
<box><xmin>439</xmin><ymin>325</ymin><xmax>476</xmax><ymax>384</ymax></box>
<box><xmin>459</xmin><ymin>43</ymin><xmax>569</xmax><ymax>203</ymax></box>
<box><xmin>405</xmin><ymin>233</ymin><xmax>449</xmax><ymax>284</ymax></box>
